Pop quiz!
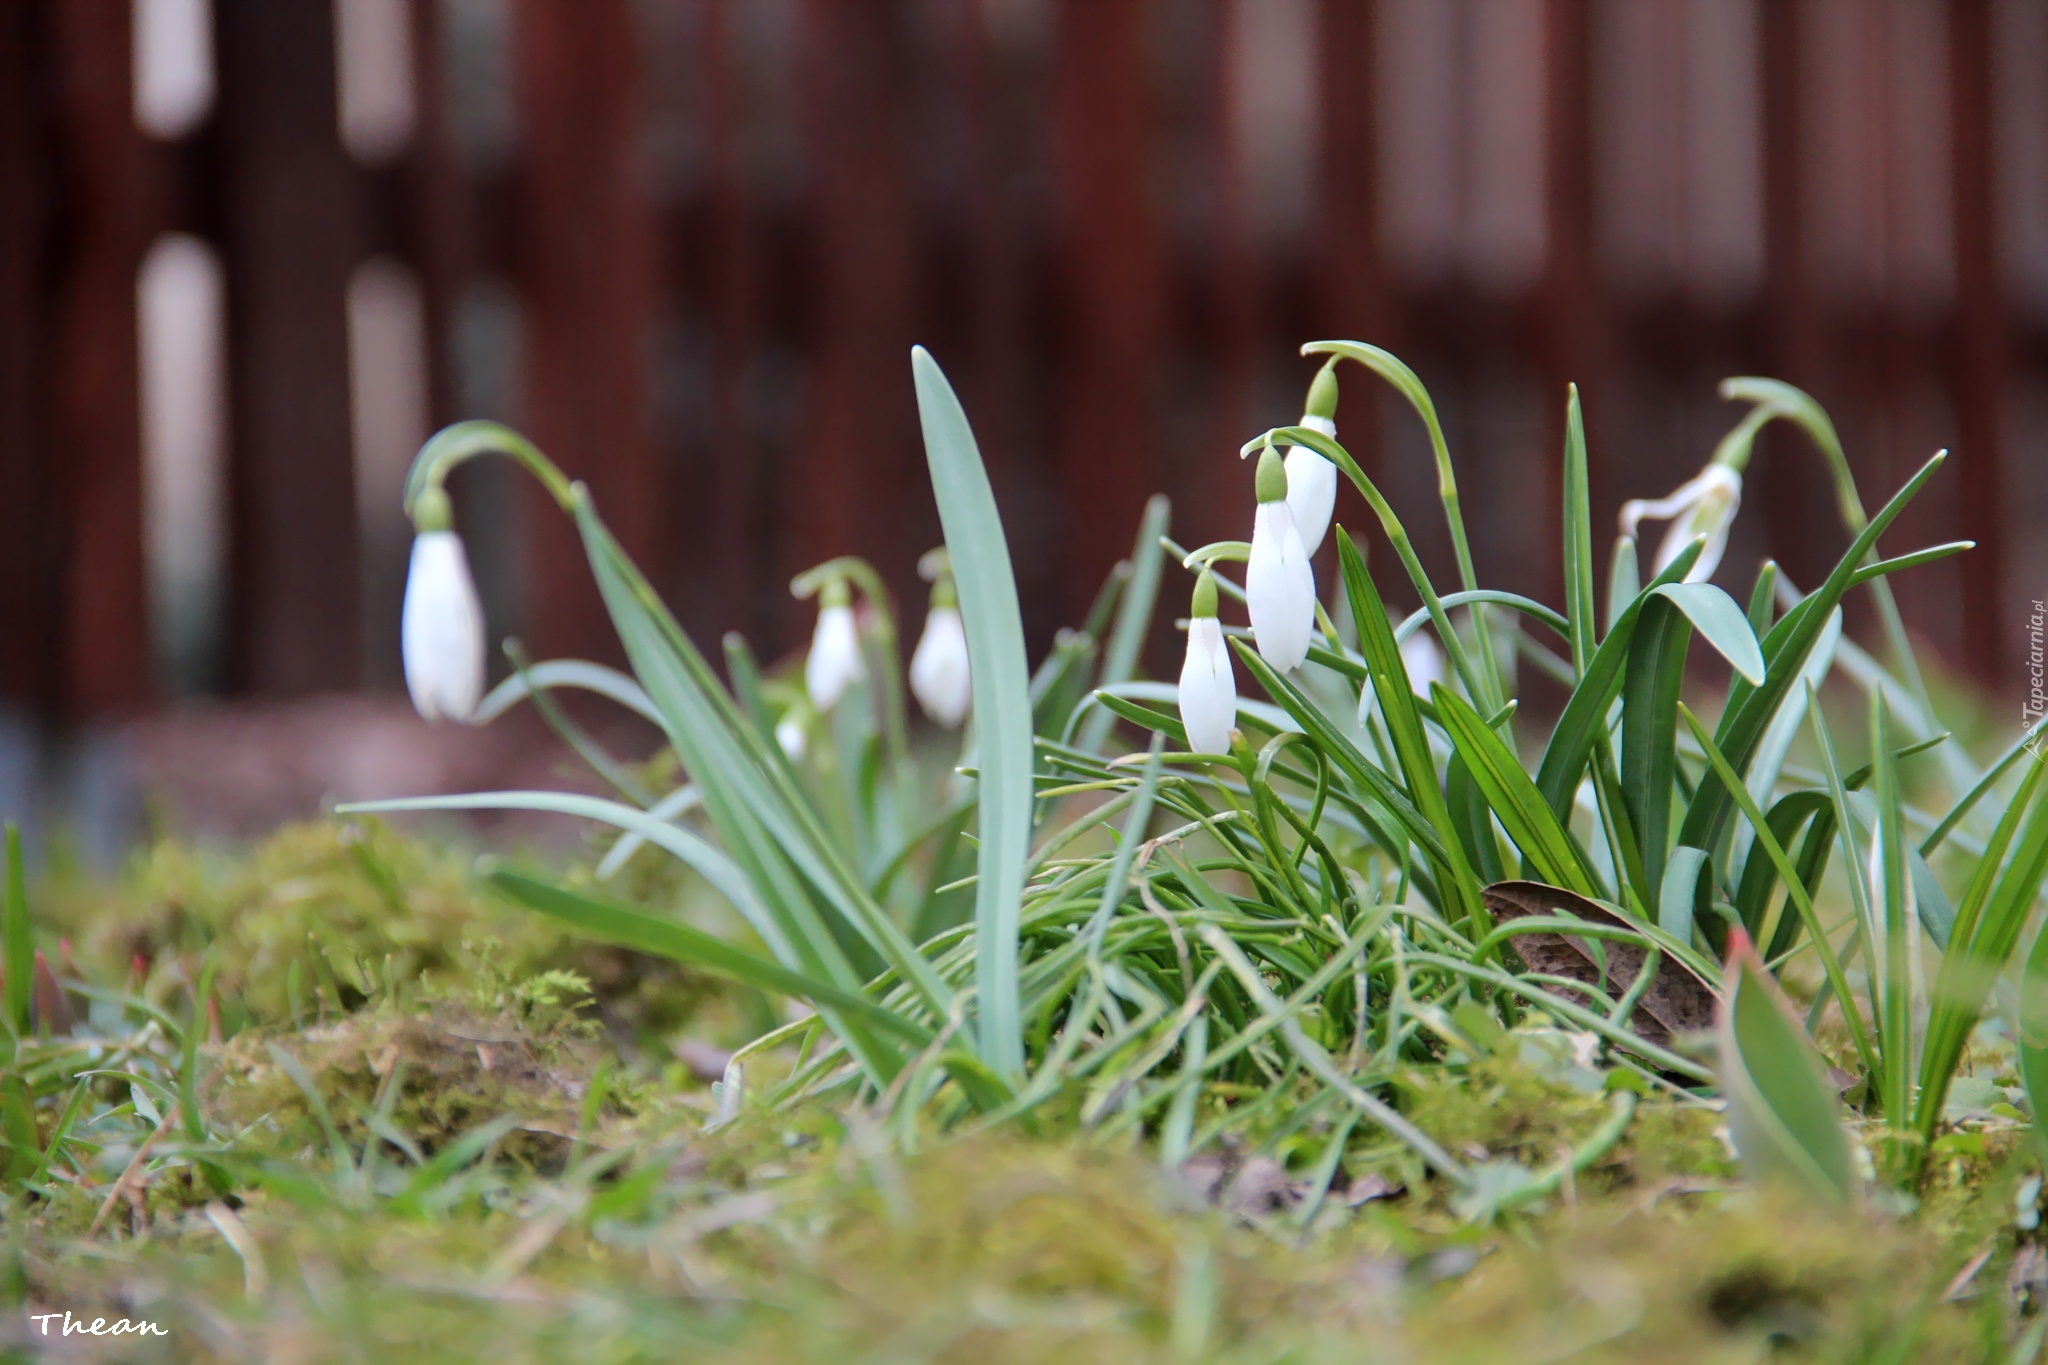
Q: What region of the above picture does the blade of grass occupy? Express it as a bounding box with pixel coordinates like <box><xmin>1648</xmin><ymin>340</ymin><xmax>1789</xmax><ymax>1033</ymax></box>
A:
<box><xmin>914</xmin><ymin>346</ymin><xmax>1032</xmax><ymax>1081</ymax></box>
<box><xmin>483</xmin><ymin>864</ymin><xmax>930</xmax><ymax>1048</ymax></box>
<box><xmin>1078</xmin><ymin>496</ymin><xmax>1170</xmax><ymax>753</ymax></box>
<box><xmin>1678</xmin><ymin>702</ymin><xmax>1877</xmax><ymax>1079</ymax></box>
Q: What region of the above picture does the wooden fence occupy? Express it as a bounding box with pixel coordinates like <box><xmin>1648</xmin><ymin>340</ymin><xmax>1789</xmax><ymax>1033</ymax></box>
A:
<box><xmin>2</xmin><ymin>0</ymin><xmax>2042</xmax><ymax>725</ymax></box>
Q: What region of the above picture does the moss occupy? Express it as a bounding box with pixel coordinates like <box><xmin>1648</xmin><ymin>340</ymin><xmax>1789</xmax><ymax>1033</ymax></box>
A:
<box><xmin>38</xmin><ymin>819</ymin><xmax>742</xmax><ymax>1044</ymax></box>
<box><xmin>206</xmin><ymin>997</ymin><xmax>692</xmax><ymax>1172</ymax></box>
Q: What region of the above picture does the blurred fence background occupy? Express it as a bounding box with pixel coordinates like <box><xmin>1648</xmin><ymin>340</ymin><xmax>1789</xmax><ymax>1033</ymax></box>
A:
<box><xmin>3</xmin><ymin>0</ymin><xmax>2045</xmax><ymax>749</ymax></box>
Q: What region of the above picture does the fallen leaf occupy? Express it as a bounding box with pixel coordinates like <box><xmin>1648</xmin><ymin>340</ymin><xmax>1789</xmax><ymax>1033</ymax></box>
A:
<box><xmin>1483</xmin><ymin>880</ymin><xmax>1717</xmax><ymax>1048</ymax></box>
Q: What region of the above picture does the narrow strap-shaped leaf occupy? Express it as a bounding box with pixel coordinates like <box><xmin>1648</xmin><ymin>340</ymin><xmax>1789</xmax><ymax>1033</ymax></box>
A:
<box><xmin>1336</xmin><ymin>529</ymin><xmax>1485</xmax><ymax>932</ymax></box>
<box><xmin>3</xmin><ymin>825</ymin><xmax>27</xmax><ymax>1043</ymax></box>
<box><xmin>2019</xmin><ymin>909</ymin><xmax>2048</xmax><ymax>1161</ymax></box>
<box><xmin>487</xmin><ymin>866</ymin><xmax>927</xmax><ymax>1041</ymax></box>
<box><xmin>1913</xmin><ymin>754</ymin><xmax>2048</xmax><ymax>1153</ymax></box>
<box><xmin>1432</xmin><ymin>685</ymin><xmax>1601</xmax><ymax>898</ymax></box>
<box><xmin>1652</xmin><ymin>583</ymin><xmax>1765</xmax><ymax>685</ymax></box>
<box><xmin>914</xmin><ymin>346</ymin><xmax>1032</xmax><ymax>1082</ymax></box>
<box><xmin>1719</xmin><ymin>944</ymin><xmax>1859</xmax><ymax>1207</ymax></box>
<box><xmin>1658</xmin><ymin>845</ymin><xmax>1708</xmax><ymax>945</ymax></box>
<box><xmin>339</xmin><ymin>791</ymin><xmax>804</xmax><ymax>974</ymax></box>
<box><xmin>1233</xmin><ymin>642</ymin><xmax>1459</xmax><ymax>887</ymax></box>
<box><xmin>1534</xmin><ymin>538</ymin><xmax>1706</xmax><ymax>823</ymax></box>
<box><xmin>472</xmin><ymin>658</ymin><xmax>663</xmax><ymax>727</ymax></box>
<box><xmin>1678</xmin><ymin>452</ymin><xmax>1947</xmax><ymax>861</ymax></box>
<box><xmin>1679</xmin><ymin>703</ymin><xmax>1876</xmax><ymax>1079</ymax></box>
<box><xmin>1300</xmin><ymin>340</ymin><xmax>1500</xmax><ymax>711</ymax></box>
<box><xmin>1561</xmin><ymin>385</ymin><xmax>1598</xmax><ymax>672</ymax></box>
<box><xmin>1621</xmin><ymin>593</ymin><xmax>1691</xmax><ymax>898</ymax></box>
<box><xmin>1077</xmin><ymin>496</ymin><xmax>1170</xmax><ymax>752</ymax></box>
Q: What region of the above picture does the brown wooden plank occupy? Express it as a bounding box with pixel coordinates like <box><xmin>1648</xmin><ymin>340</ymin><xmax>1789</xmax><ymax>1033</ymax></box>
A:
<box><xmin>1949</xmin><ymin>0</ymin><xmax>2007</xmax><ymax>682</ymax></box>
<box><xmin>215</xmin><ymin>0</ymin><xmax>365</xmax><ymax>695</ymax></box>
<box><xmin>1314</xmin><ymin>0</ymin><xmax>1383</xmax><ymax>361</ymax></box>
<box><xmin>0</xmin><ymin>6</ymin><xmax>60</xmax><ymax>712</ymax></box>
<box><xmin>1050</xmin><ymin>0</ymin><xmax>1163</xmax><ymax>620</ymax></box>
<box><xmin>1756</xmin><ymin>0</ymin><xmax>1831</xmax><ymax>597</ymax></box>
<box><xmin>50</xmin><ymin>1</ymin><xmax>156</xmax><ymax>717</ymax></box>
<box><xmin>512</xmin><ymin>0</ymin><xmax>659</xmax><ymax>662</ymax></box>
<box><xmin>679</xmin><ymin>0</ymin><xmax>762</xmax><ymax>645</ymax></box>
<box><xmin>1541</xmin><ymin>0</ymin><xmax>1602</xmax><ymax>609</ymax></box>
<box><xmin>1207</xmin><ymin>0</ymin><xmax>1257</xmax><ymax>551</ymax></box>
<box><xmin>795</xmin><ymin>0</ymin><xmax>921</xmax><ymax>605</ymax></box>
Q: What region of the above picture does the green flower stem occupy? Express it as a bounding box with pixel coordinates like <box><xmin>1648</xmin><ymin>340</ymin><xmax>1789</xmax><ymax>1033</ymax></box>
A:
<box><xmin>1302</xmin><ymin>342</ymin><xmax>1505</xmax><ymax>714</ymax></box>
<box><xmin>1247</xmin><ymin>423</ymin><xmax>1500</xmax><ymax>722</ymax></box>
<box><xmin>404</xmin><ymin>420</ymin><xmax>577</xmax><ymax>522</ymax></box>
<box><xmin>792</xmin><ymin>556</ymin><xmax>916</xmax><ymax>836</ymax></box>
<box><xmin>1718</xmin><ymin>379</ymin><xmax>1946</xmax><ymax>783</ymax></box>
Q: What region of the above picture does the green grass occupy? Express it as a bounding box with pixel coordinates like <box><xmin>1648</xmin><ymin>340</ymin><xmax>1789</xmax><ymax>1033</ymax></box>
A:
<box><xmin>3</xmin><ymin>828</ymin><xmax>2040</xmax><ymax>1362</ymax></box>
<box><xmin>5</xmin><ymin>342</ymin><xmax>2048</xmax><ymax>1359</ymax></box>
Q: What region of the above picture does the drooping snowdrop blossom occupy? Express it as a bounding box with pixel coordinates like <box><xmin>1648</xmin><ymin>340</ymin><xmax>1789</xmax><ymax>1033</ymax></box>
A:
<box><xmin>1400</xmin><ymin>630</ymin><xmax>1445</xmax><ymax>691</ymax></box>
<box><xmin>909</xmin><ymin>569</ymin><xmax>971</xmax><ymax>728</ymax></box>
<box><xmin>400</xmin><ymin>487</ymin><xmax>485</xmax><ymax>724</ymax></box>
<box><xmin>1178</xmin><ymin>570</ymin><xmax>1236</xmax><ymax>755</ymax></box>
<box><xmin>1282</xmin><ymin>362</ymin><xmax>1341</xmax><ymax>556</ymax></box>
<box><xmin>805</xmin><ymin>579</ymin><xmax>865</xmax><ymax>710</ymax></box>
<box><xmin>775</xmin><ymin>713</ymin><xmax>808</xmax><ymax>760</ymax></box>
<box><xmin>1246</xmin><ymin>443</ymin><xmax>1317</xmax><ymax>672</ymax></box>
<box><xmin>1619</xmin><ymin>461</ymin><xmax>1742</xmax><ymax>583</ymax></box>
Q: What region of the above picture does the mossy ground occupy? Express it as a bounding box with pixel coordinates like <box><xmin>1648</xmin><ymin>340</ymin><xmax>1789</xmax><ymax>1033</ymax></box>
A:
<box><xmin>6</xmin><ymin>822</ymin><xmax>2044</xmax><ymax>1362</ymax></box>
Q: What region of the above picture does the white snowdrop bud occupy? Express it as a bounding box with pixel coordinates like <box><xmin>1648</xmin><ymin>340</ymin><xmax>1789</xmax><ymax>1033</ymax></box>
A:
<box><xmin>1620</xmin><ymin>463</ymin><xmax>1742</xmax><ymax>584</ymax></box>
<box><xmin>1246</xmin><ymin>445</ymin><xmax>1316</xmax><ymax>673</ymax></box>
<box><xmin>776</xmin><ymin>714</ymin><xmax>808</xmax><ymax>760</ymax></box>
<box><xmin>909</xmin><ymin>581</ymin><xmax>971</xmax><ymax>728</ymax></box>
<box><xmin>1178</xmin><ymin>570</ymin><xmax>1237</xmax><ymax>755</ymax></box>
<box><xmin>804</xmin><ymin>580</ymin><xmax>865</xmax><ymax>710</ymax></box>
<box><xmin>400</xmin><ymin>488</ymin><xmax>485</xmax><ymax>724</ymax></box>
<box><xmin>1283</xmin><ymin>364</ymin><xmax>1342</xmax><ymax>556</ymax></box>
<box><xmin>1284</xmin><ymin>418</ymin><xmax>1339</xmax><ymax>559</ymax></box>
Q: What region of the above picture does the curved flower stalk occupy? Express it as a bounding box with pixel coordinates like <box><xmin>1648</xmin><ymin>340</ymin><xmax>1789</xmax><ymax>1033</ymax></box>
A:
<box><xmin>400</xmin><ymin>486</ymin><xmax>486</xmax><ymax>723</ymax></box>
<box><xmin>1282</xmin><ymin>362</ymin><xmax>1341</xmax><ymax>556</ymax></box>
<box><xmin>804</xmin><ymin>579</ymin><xmax>866</xmax><ymax>710</ymax></box>
<box><xmin>909</xmin><ymin>550</ymin><xmax>971</xmax><ymax>728</ymax></box>
<box><xmin>1245</xmin><ymin>442</ymin><xmax>1316</xmax><ymax>672</ymax></box>
<box><xmin>1176</xmin><ymin>569</ymin><xmax>1236</xmax><ymax>754</ymax></box>
<box><xmin>1620</xmin><ymin>462</ymin><xmax>1743</xmax><ymax>583</ymax></box>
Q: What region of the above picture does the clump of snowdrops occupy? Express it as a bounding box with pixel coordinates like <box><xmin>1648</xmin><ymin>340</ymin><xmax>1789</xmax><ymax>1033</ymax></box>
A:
<box><xmin>355</xmin><ymin>341</ymin><xmax>2047</xmax><ymax>1215</ymax></box>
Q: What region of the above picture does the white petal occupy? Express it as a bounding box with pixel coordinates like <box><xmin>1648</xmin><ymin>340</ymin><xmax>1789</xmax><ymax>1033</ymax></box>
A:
<box><xmin>1400</xmin><ymin>632</ymin><xmax>1445</xmax><ymax>690</ymax></box>
<box><xmin>401</xmin><ymin>531</ymin><xmax>485</xmax><ymax>723</ymax></box>
<box><xmin>1283</xmin><ymin>445</ymin><xmax>1338</xmax><ymax>557</ymax></box>
<box><xmin>1649</xmin><ymin>468</ymin><xmax>1741</xmax><ymax>581</ymax></box>
<box><xmin>909</xmin><ymin>606</ymin><xmax>972</xmax><ymax>727</ymax></box>
<box><xmin>776</xmin><ymin>716</ymin><xmax>808</xmax><ymax>759</ymax></box>
<box><xmin>1178</xmin><ymin>617</ymin><xmax>1237</xmax><ymax>753</ymax></box>
<box><xmin>805</xmin><ymin>605</ymin><xmax>865</xmax><ymax>709</ymax></box>
<box><xmin>1248</xmin><ymin>501</ymin><xmax>1316</xmax><ymax>672</ymax></box>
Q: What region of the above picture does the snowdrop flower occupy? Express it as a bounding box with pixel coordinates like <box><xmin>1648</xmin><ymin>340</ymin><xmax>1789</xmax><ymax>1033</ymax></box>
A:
<box><xmin>1400</xmin><ymin>631</ymin><xmax>1445</xmax><ymax>690</ymax></box>
<box><xmin>775</xmin><ymin>714</ymin><xmax>808</xmax><ymax>760</ymax></box>
<box><xmin>909</xmin><ymin>573</ymin><xmax>971</xmax><ymax>728</ymax></box>
<box><xmin>1246</xmin><ymin>443</ymin><xmax>1317</xmax><ymax>672</ymax></box>
<box><xmin>400</xmin><ymin>487</ymin><xmax>485</xmax><ymax>723</ymax></box>
<box><xmin>1620</xmin><ymin>461</ymin><xmax>1742</xmax><ymax>583</ymax></box>
<box><xmin>1178</xmin><ymin>570</ymin><xmax>1236</xmax><ymax>754</ymax></box>
<box><xmin>1282</xmin><ymin>363</ymin><xmax>1341</xmax><ymax>556</ymax></box>
<box><xmin>805</xmin><ymin>580</ymin><xmax>865</xmax><ymax>710</ymax></box>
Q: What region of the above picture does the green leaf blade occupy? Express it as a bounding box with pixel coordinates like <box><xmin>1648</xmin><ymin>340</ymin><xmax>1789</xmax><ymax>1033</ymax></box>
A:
<box><xmin>914</xmin><ymin>346</ymin><xmax>1032</xmax><ymax>1082</ymax></box>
